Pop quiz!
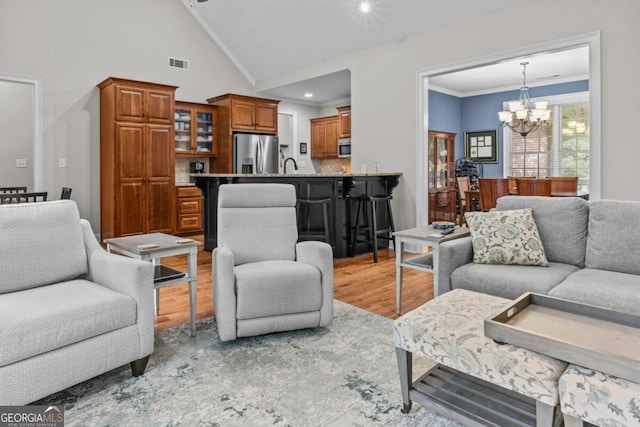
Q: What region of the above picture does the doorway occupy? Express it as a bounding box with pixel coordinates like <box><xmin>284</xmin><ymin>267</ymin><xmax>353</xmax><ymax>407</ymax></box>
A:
<box><xmin>0</xmin><ymin>74</ymin><xmax>43</xmax><ymax>191</ymax></box>
<box><xmin>277</xmin><ymin>111</ymin><xmax>297</xmax><ymax>173</ymax></box>
<box><xmin>416</xmin><ymin>32</ymin><xmax>601</xmax><ymax>228</ymax></box>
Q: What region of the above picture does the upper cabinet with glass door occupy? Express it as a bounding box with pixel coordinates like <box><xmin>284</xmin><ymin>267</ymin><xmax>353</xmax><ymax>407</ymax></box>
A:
<box><xmin>174</xmin><ymin>101</ymin><xmax>216</xmax><ymax>156</ymax></box>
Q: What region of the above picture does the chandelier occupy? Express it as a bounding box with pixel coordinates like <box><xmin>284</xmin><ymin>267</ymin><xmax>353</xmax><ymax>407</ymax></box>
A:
<box><xmin>498</xmin><ymin>62</ymin><xmax>551</xmax><ymax>137</ymax></box>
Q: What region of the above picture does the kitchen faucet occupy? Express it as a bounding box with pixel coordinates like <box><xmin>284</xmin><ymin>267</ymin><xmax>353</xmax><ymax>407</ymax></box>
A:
<box><xmin>284</xmin><ymin>157</ymin><xmax>298</xmax><ymax>174</ymax></box>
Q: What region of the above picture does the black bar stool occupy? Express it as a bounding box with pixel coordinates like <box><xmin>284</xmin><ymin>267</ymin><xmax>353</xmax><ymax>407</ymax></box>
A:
<box><xmin>350</xmin><ymin>194</ymin><xmax>395</xmax><ymax>263</ymax></box>
<box><xmin>297</xmin><ymin>198</ymin><xmax>331</xmax><ymax>244</ymax></box>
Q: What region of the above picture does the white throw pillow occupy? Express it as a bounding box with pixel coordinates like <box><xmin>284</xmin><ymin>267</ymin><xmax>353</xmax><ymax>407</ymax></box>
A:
<box><xmin>465</xmin><ymin>208</ymin><xmax>548</xmax><ymax>266</ymax></box>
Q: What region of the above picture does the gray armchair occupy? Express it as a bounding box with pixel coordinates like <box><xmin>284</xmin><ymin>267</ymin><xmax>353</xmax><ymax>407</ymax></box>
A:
<box><xmin>0</xmin><ymin>200</ymin><xmax>154</xmax><ymax>405</ymax></box>
<box><xmin>213</xmin><ymin>184</ymin><xmax>333</xmax><ymax>342</ymax></box>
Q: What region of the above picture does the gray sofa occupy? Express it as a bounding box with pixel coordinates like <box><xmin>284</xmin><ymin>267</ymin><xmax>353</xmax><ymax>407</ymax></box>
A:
<box><xmin>0</xmin><ymin>200</ymin><xmax>155</xmax><ymax>405</ymax></box>
<box><xmin>437</xmin><ymin>196</ymin><xmax>640</xmax><ymax>315</ymax></box>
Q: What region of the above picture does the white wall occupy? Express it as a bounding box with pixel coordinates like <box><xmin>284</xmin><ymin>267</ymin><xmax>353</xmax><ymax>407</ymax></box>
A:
<box><xmin>0</xmin><ymin>0</ymin><xmax>254</xmax><ymax>230</ymax></box>
<box><xmin>257</xmin><ymin>0</ymin><xmax>640</xmax><ymax>231</ymax></box>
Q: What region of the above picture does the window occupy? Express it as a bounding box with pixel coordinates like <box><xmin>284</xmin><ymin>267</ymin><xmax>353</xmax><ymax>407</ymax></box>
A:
<box><xmin>510</xmin><ymin>121</ymin><xmax>552</xmax><ymax>178</ymax></box>
<box><xmin>504</xmin><ymin>92</ymin><xmax>590</xmax><ymax>192</ymax></box>
<box><xmin>560</xmin><ymin>105</ymin><xmax>590</xmax><ymax>191</ymax></box>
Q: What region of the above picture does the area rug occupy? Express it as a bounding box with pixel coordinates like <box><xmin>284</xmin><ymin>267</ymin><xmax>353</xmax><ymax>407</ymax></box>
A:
<box><xmin>37</xmin><ymin>301</ymin><xmax>460</xmax><ymax>426</ymax></box>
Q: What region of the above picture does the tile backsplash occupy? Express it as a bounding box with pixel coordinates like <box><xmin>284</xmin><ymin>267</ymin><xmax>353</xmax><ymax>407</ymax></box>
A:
<box><xmin>175</xmin><ymin>157</ymin><xmax>209</xmax><ymax>185</ymax></box>
<box><xmin>315</xmin><ymin>159</ymin><xmax>352</xmax><ymax>174</ymax></box>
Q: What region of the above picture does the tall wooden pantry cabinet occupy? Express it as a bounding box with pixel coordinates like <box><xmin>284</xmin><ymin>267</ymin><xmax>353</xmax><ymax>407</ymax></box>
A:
<box><xmin>98</xmin><ymin>77</ymin><xmax>177</xmax><ymax>239</ymax></box>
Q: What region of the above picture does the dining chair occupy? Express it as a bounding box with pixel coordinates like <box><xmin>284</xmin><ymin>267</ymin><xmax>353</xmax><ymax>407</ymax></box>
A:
<box><xmin>507</xmin><ymin>176</ymin><xmax>535</xmax><ymax>195</ymax></box>
<box><xmin>478</xmin><ymin>178</ymin><xmax>510</xmax><ymax>211</ymax></box>
<box><xmin>455</xmin><ymin>176</ymin><xmax>470</xmax><ymax>225</ymax></box>
<box><xmin>549</xmin><ymin>177</ymin><xmax>578</xmax><ymax>196</ymax></box>
<box><xmin>516</xmin><ymin>178</ymin><xmax>552</xmax><ymax>196</ymax></box>
<box><xmin>60</xmin><ymin>187</ymin><xmax>72</xmax><ymax>199</ymax></box>
<box><xmin>507</xmin><ymin>176</ymin><xmax>518</xmax><ymax>195</ymax></box>
<box><xmin>0</xmin><ymin>192</ymin><xmax>48</xmax><ymax>204</ymax></box>
<box><xmin>0</xmin><ymin>187</ymin><xmax>27</xmax><ymax>194</ymax></box>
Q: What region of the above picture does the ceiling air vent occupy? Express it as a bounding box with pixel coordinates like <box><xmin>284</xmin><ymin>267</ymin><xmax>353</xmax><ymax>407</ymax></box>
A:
<box><xmin>169</xmin><ymin>57</ymin><xmax>190</xmax><ymax>70</ymax></box>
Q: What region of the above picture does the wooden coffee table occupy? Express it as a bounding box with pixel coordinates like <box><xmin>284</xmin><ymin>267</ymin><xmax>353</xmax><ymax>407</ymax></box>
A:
<box><xmin>104</xmin><ymin>233</ymin><xmax>200</xmax><ymax>337</ymax></box>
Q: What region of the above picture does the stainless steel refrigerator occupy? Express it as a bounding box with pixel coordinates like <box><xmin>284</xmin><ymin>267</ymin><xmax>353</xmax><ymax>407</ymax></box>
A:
<box><xmin>233</xmin><ymin>133</ymin><xmax>279</xmax><ymax>174</ymax></box>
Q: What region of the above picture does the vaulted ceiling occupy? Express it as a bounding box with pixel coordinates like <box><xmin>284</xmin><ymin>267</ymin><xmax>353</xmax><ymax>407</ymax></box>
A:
<box><xmin>179</xmin><ymin>0</ymin><xmax>588</xmax><ymax>105</ymax></box>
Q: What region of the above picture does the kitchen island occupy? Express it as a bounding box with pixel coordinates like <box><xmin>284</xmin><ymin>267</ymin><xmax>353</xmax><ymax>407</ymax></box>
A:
<box><xmin>194</xmin><ymin>173</ymin><xmax>402</xmax><ymax>258</ymax></box>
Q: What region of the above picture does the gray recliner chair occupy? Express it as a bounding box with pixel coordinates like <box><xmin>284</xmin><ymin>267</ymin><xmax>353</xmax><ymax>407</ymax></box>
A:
<box><xmin>213</xmin><ymin>183</ymin><xmax>334</xmax><ymax>342</ymax></box>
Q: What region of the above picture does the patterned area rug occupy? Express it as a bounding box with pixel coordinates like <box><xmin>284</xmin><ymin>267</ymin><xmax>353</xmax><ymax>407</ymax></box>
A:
<box><xmin>38</xmin><ymin>301</ymin><xmax>460</xmax><ymax>426</ymax></box>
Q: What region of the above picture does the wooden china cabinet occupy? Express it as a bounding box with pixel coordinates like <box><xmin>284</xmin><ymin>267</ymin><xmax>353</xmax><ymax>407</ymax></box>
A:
<box><xmin>427</xmin><ymin>131</ymin><xmax>456</xmax><ymax>223</ymax></box>
<box><xmin>98</xmin><ymin>77</ymin><xmax>177</xmax><ymax>239</ymax></box>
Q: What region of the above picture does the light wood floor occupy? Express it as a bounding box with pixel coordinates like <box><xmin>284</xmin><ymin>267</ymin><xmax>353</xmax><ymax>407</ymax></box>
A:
<box><xmin>157</xmin><ymin>235</ymin><xmax>434</xmax><ymax>332</ymax></box>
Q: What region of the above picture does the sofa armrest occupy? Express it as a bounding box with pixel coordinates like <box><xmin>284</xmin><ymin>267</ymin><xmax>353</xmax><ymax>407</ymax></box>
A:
<box><xmin>436</xmin><ymin>236</ymin><xmax>474</xmax><ymax>297</ymax></box>
<box><xmin>80</xmin><ymin>220</ymin><xmax>154</xmax><ymax>357</ymax></box>
<box><xmin>213</xmin><ymin>246</ymin><xmax>237</xmax><ymax>341</ymax></box>
<box><xmin>296</xmin><ymin>241</ymin><xmax>334</xmax><ymax>327</ymax></box>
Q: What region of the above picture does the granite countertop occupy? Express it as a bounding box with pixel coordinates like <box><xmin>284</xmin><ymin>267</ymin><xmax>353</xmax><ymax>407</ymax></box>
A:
<box><xmin>191</xmin><ymin>172</ymin><xmax>402</xmax><ymax>178</ymax></box>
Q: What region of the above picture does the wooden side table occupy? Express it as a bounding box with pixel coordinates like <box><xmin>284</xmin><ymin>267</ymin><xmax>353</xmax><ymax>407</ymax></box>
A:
<box><xmin>104</xmin><ymin>233</ymin><xmax>200</xmax><ymax>336</ymax></box>
<box><xmin>393</xmin><ymin>225</ymin><xmax>470</xmax><ymax>314</ymax></box>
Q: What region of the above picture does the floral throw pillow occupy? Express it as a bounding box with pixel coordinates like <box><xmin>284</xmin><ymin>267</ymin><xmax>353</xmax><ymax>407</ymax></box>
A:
<box><xmin>464</xmin><ymin>208</ymin><xmax>548</xmax><ymax>266</ymax></box>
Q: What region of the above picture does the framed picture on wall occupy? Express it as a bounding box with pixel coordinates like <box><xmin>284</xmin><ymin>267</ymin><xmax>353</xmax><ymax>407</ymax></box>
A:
<box><xmin>464</xmin><ymin>130</ymin><xmax>497</xmax><ymax>163</ymax></box>
<box><xmin>299</xmin><ymin>142</ymin><xmax>307</xmax><ymax>154</ymax></box>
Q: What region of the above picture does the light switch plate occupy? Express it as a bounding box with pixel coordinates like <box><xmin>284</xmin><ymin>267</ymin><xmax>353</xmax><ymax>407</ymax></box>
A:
<box><xmin>58</xmin><ymin>158</ymin><xmax>66</xmax><ymax>168</ymax></box>
<box><xmin>16</xmin><ymin>159</ymin><xmax>27</xmax><ymax>168</ymax></box>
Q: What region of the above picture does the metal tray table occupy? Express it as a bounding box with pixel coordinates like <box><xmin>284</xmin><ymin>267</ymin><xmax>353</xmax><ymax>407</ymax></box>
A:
<box><xmin>484</xmin><ymin>292</ymin><xmax>640</xmax><ymax>383</ymax></box>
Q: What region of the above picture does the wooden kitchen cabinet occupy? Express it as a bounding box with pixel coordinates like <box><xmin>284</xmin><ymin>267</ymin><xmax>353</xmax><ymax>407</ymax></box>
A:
<box><xmin>176</xmin><ymin>186</ymin><xmax>203</xmax><ymax>235</ymax></box>
<box><xmin>207</xmin><ymin>93</ymin><xmax>281</xmax><ymax>172</ymax></box>
<box><xmin>98</xmin><ymin>77</ymin><xmax>177</xmax><ymax>239</ymax></box>
<box><xmin>337</xmin><ymin>105</ymin><xmax>351</xmax><ymax>138</ymax></box>
<box><xmin>427</xmin><ymin>131</ymin><xmax>456</xmax><ymax>224</ymax></box>
<box><xmin>174</xmin><ymin>101</ymin><xmax>217</xmax><ymax>156</ymax></box>
<box><xmin>310</xmin><ymin>116</ymin><xmax>339</xmax><ymax>159</ymax></box>
<box><xmin>229</xmin><ymin>98</ymin><xmax>278</xmax><ymax>132</ymax></box>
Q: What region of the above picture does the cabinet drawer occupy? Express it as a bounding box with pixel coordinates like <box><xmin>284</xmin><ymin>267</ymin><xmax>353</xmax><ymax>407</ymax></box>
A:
<box><xmin>178</xmin><ymin>198</ymin><xmax>202</xmax><ymax>214</ymax></box>
<box><xmin>177</xmin><ymin>186</ymin><xmax>202</xmax><ymax>198</ymax></box>
<box><xmin>178</xmin><ymin>214</ymin><xmax>202</xmax><ymax>231</ymax></box>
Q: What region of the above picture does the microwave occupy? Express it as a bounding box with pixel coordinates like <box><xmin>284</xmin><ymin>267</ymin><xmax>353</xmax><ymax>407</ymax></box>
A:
<box><xmin>338</xmin><ymin>139</ymin><xmax>351</xmax><ymax>158</ymax></box>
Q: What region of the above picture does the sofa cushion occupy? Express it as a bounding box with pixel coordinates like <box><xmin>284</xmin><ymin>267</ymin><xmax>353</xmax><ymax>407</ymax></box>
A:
<box><xmin>451</xmin><ymin>262</ymin><xmax>579</xmax><ymax>300</ymax></box>
<box><xmin>586</xmin><ymin>200</ymin><xmax>640</xmax><ymax>275</ymax></box>
<box><xmin>496</xmin><ymin>196</ymin><xmax>589</xmax><ymax>267</ymax></box>
<box><xmin>548</xmin><ymin>269</ymin><xmax>640</xmax><ymax>316</ymax></box>
<box><xmin>0</xmin><ymin>200</ymin><xmax>88</xmax><ymax>294</ymax></box>
<box><xmin>465</xmin><ymin>208</ymin><xmax>548</xmax><ymax>266</ymax></box>
<box><xmin>0</xmin><ymin>280</ymin><xmax>136</xmax><ymax>367</ymax></box>
<box><xmin>235</xmin><ymin>260</ymin><xmax>322</xmax><ymax>320</ymax></box>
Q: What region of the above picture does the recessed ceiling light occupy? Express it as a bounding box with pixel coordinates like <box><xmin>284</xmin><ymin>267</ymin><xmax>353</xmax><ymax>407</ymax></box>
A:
<box><xmin>359</xmin><ymin>1</ymin><xmax>371</xmax><ymax>13</ymax></box>
<box><xmin>304</xmin><ymin>93</ymin><xmax>313</xmax><ymax>98</ymax></box>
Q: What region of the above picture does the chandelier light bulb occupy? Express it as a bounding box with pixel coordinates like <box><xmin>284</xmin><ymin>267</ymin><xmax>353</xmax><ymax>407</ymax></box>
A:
<box><xmin>359</xmin><ymin>1</ymin><xmax>371</xmax><ymax>13</ymax></box>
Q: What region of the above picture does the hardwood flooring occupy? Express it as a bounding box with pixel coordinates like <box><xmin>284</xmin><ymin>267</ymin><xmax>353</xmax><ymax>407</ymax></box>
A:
<box><xmin>156</xmin><ymin>235</ymin><xmax>434</xmax><ymax>332</ymax></box>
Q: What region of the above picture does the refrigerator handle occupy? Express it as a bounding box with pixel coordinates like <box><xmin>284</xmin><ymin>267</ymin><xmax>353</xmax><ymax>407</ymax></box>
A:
<box><xmin>261</xmin><ymin>138</ymin><xmax>267</xmax><ymax>174</ymax></box>
<box><xmin>256</xmin><ymin>138</ymin><xmax>263</xmax><ymax>174</ymax></box>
